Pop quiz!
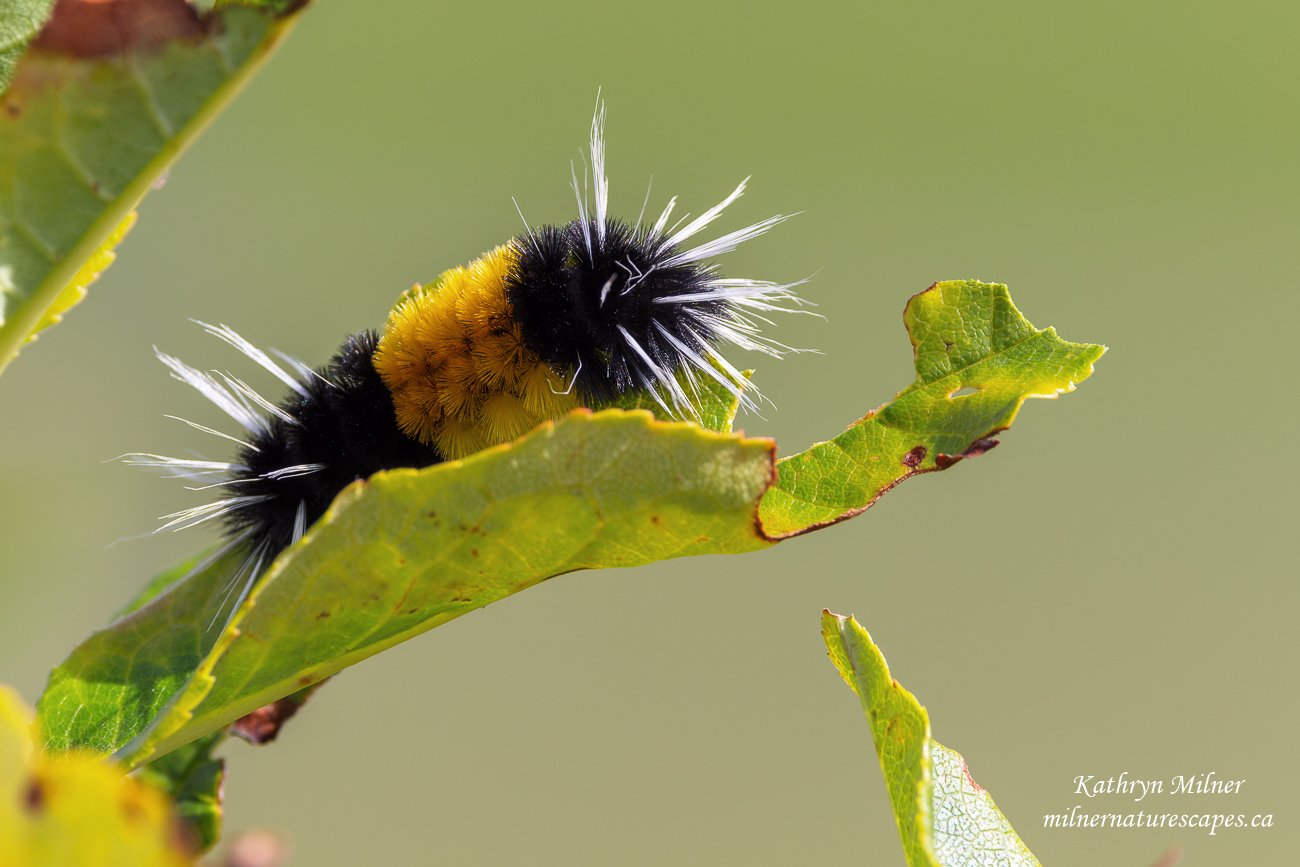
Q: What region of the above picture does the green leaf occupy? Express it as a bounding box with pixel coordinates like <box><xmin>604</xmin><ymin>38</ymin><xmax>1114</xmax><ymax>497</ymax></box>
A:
<box><xmin>0</xmin><ymin>4</ymin><xmax>303</xmax><ymax>378</ymax></box>
<box><xmin>759</xmin><ymin>280</ymin><xmax>1105</xmax><ymax>537</ymax></box>
<box><xmin>38</xmin><ymin>280</ymin><xmax>1101</xmax><ymax>766</ymax></box>
<box><xmin>822</xmin><ymin>611</ymin><xmax>1040</xmax><ymax>867</ymax></box>
<box><xmin>39</xmin><ymin>410</ymin><xmax>777</xmax><ymax>765</ymax></box>
<box><xmin>0</xmin><ymin>0</ymin><xmax>54</xmax><ymax>93</ymax></box>
<box><xmin>136</xmin><ymin>733</ymin><xmax>225</xmax><ymax>854</ymax></box>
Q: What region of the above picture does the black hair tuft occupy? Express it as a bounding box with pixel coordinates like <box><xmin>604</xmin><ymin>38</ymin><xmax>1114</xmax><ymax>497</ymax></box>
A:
<box><xmin>224</xmin><ymin>331</ymin><xmax>441</xmax><ymax>556</ymax></box>
<box><xmin>506</xmin><ymin>218</ymin><xmax>725</xmax><ymax>403</ymax></box>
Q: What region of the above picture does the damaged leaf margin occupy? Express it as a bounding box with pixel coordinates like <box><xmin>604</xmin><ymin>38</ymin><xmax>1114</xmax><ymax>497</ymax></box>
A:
<box><xmin>759</xmin><ymin>280</ymin><xmax>1105</xmax><ymax>538</ymax></box>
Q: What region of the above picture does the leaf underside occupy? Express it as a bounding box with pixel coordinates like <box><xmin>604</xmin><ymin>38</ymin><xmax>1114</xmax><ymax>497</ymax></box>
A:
<box><xmin>37</xmin><ymin>280</ymin><xmax>1103</xmax><ymax>767</ymax></box>
<box><xmin>823</xmin><ymin>611</ymin><xmax>1041</xmax><ymax>867</ymax></box>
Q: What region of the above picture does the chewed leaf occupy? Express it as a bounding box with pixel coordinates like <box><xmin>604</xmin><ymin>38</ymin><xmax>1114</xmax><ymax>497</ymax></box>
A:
<box><xmin>760</xmin><ymin>280</ymin><xmax>1105</xmax><ymax>537</ymax></box>
<box><xmin>38</xmin><ymin>281</ymin><xmax>1101</xmax><ymax>767</ymax></box>
<box><xmin>0</xmin><ymin>4</ymin><xmax>304</xmax><ymax>378</ymax></box>
<box><xmin>822</xmin><ymin>611</ymin><xmax>1040</xmax><ymax>867</ymax></box>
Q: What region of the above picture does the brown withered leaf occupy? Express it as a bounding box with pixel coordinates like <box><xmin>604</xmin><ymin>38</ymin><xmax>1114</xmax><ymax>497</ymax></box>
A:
<box><xmin>35</xmin><ymin>0</ymin><xmax>203</xmax><ymax>57</ymax></box>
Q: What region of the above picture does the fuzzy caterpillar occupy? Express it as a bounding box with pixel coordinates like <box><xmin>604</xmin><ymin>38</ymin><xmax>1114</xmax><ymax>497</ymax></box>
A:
<box><xmin>126</xmin><ymin>100</ymin><xmax>808</xmax><ymax>626</ymax></box>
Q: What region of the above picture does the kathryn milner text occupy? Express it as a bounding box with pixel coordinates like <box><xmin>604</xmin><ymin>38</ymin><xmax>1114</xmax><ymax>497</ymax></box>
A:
<box><xmin>1074</xmin><ymin>772</ymin><xmax>1244</xmax><ymax>803</ymax></box>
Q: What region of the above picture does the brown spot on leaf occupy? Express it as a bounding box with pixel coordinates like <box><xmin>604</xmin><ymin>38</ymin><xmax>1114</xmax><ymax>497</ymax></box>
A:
<box><xmin>649</xmin><ymin>515</ymin><xmax>660</xmax><ymax>525</ymax></box>
<box><xmin>24</xmin><ymin>777</ymin><xmax>45</xmax><ymax>813</ymax></box>
<box><xmin>315</xmin><ymin>611</ymin><xmax>330</xmax><ymax>620</ymax></box>
<box><xmin>120</xmin><ymin>788</ymin><xmax>147</xmax><ymax>824</ymax></box>
<box><xmin>902</xmin><ymin>446</ymin><xmax>927</xmax><ymax>468</ymax></box>
<box><xmin>35</xmin><ymin>0</ymin><xmax>204</xmax><ymax>57</ymax></box>
<box><xmin>935</xmin><ymin>437</ymin><xmax>999</xmax><ymax>469</ymax></box>
<box><xmin>958</xmin><ymin>755</ymin><xmax>985</xmax><ymax>793</ymax></box>
<box><xmin>470</xmin><ymin>548</ymin><xmax>478</xmax><ymax>558</ymax></box>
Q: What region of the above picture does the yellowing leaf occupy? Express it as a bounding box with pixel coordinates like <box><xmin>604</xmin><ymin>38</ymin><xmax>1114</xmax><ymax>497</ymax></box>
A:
<box><xmin>0</xmin><ymin>686</ymin><xmax>192</xmax><ymax>867</ymax></box>
<box><xmin>42</xmin><ymin>410</ymin><xmax>777</xmax><ymax>766</ymax></box>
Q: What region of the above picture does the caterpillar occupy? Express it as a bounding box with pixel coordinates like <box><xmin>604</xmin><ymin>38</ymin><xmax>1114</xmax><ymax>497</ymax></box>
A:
<box><xmin>126</xmin><ymin>100</ymin><xmax>807</xmax><ymax>624</ymax></box>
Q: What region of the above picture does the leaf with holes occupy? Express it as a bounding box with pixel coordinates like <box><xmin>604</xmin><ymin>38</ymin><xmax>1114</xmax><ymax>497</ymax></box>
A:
<box><xmin>0</xmin><ymin>2</ymin><xmax>304</xmax><ymax>378</ymax></box>
<box><xmin>761</xmin><ymin>280</ymin><xmax>1105</xmax><ymax>537</ymax></box>
<box><xmin>823</xmin><ymin>611</ymin><xmax>1041</xmax><ymax>867</ymax></box>
<box><xmin>37</xmin><ymin>281</ymin><xmax>1101</xmax><ymax>767</ymax></box>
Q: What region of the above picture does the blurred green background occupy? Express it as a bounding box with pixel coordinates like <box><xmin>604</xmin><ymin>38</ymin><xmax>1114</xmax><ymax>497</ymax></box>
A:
<box><xmin>2</xmin><ymin>1</ymin><xmax>1297</xmax><ymax>864</ymax></box>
